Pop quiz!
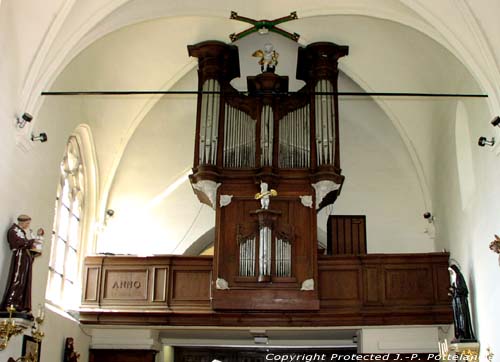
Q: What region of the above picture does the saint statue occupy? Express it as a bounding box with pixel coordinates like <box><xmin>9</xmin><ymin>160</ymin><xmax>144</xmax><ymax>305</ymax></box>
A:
<box><xmin>252</xmin><ymin>43</ymin><xmax>279</xmax><ymax>73</ymax></box>
<box><xmin>1</xmin><ymin>215</ymin><xmax>44</xmax><ymax>312</ymax></box>
<box><xmin>448</xmin><ymin>264</ymin><xmax>477</xmax><ymax>342</ymax></box>
<box><xmin>64</xmin><ymin>337</ymin><xmax>81</xmax><ymax>362</ymax></box>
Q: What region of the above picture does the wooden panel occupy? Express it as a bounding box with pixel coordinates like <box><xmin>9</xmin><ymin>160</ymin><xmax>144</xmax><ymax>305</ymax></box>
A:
<box><xmin>152</xmin><ymin>267</ymin><xmax>168</xmax><ymax>302</ymax></box>
<box><xmin>89</xmin><ymin>349</ymin><xmax>156</xmax><ymax>362</ymax></box>
<box><xmin>327</xmin><ymin>216</ymin><xmax>366</xmax><ymax>255</ymax></box>
<box><xmin>319</xmin><ymin>269</ymin><xmax>361</xmax><ymax>303</ymax></box>
<box><xmin>384</xmin><ymin>266</ymin><xmax>434</xmax><ymax>305</ymax></box>
<box><xmin>213</xmin><ymin>187</ymin><xmax>319</xmax><ymax>311</ymax></box>
<box><xmin>363</xmin><ymin>267</ymin><xmax>380</xmax><ymax>304</ymax></box>
<box><xmin>83</xmin><ymin>267</ymin><xmax>100</xmax><ymax>303</ymax></box>
<box><xmin>172</xmin><ymin>270</ymin><xmax>211</xmax><ymax>301</ymax></box>
<box><xmin>434</xmin><ymin>264</ymin><xmax>452</xmax><ymax>303</ymax></box>
<box><xmin>80</xmin><ymin>253</ymin><xmax>452</xmax><ymax>327</ymax></box>
<box><xmin>102</xmin><ymin>269</ymin><xmax>149</xmax><ymax>301</ymax></box>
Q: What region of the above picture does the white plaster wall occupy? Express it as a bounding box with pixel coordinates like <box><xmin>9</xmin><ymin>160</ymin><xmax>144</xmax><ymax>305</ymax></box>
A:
<box><xmin>98</xmin><ymin>70</ymin><xmax>216</xmax><ymax>254</ymax></box>
<box><xmin>102</xmin><ymin>59</ymin><xmax>431</xmax><ymax>254</ymax></box>
<box><xmin>431</xmin><ymin>91</ymin><xmax>500</xmax><ymax>355</ymax></box>
<box><xmin>319</xmin><ymin>73</ymin><xmax>433</xmax><ymax>253</ymax></box>
<box><xmin>0</xmin><ymin>2</ymin><xmax>93</xmax><ymax>356</ymax></box>
<box><xmin>359</xmin><ymin>326</ymin><xmax>440</xmax><ymax>353</ymax></box>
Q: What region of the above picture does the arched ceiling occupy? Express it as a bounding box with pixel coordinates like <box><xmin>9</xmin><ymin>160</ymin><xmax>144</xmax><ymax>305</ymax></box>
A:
<box><xmin>49</xmin><ymin>10</ymin><xmax>482</xmax><ymax>219</ymax></box>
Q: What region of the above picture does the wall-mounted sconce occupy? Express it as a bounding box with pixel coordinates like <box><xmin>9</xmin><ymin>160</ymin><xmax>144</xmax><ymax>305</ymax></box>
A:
<box><xmin>31</xmin><ymin>133</ymin><xmax>48</xmax><ymax>143</ymax></box>
<box><xmin>491</xmin><ymin>116</ymin><xmax>500</xmax><ymax>128</ymax></box>
<box><xmin>16</xmin><ymin>113</ymin><xmax>33</xmax><ymax>129</ymax></box>
<box><xmin>478</xmin><ymin>136</ymin><xmax>495</xmax><ymax>147</ymax></box>
<box><xmin>0</xmin><ymin>306</ymin><xmax>28</xmax><ymax>351</ymax></box>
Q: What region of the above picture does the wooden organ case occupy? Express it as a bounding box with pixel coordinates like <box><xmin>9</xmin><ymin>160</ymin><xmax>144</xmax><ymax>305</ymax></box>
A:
<box><xmin>188</xmin><ymin>40</ymin><xmax>349</xmax><ymax>311</ymax></box>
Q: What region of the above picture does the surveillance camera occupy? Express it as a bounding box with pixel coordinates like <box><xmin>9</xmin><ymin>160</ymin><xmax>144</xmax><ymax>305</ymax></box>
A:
<box><xmin>492</xmin><ymin>116</ymin><xmax>500</xmax><ymax>127</ymax></box>
<box><xmin>31</xmin><ymin>132</ymin><xmax>48</xmax><ymax>143</ymax></box>
<box><xmin>423</xmin><ymin>212</ymin><xmax>432</xmax><ymax>219</ymax></box>
<box><xmin>478</xmin><ymin>136</ymin><xmax>495</xmax><ymax>147</ymax></box>
<box><xmin>22</xmin><ymin>113</ymin><xmax>33</xmax><ymax>123</ymax></box>
<box><xmin>106</xmin><ymin>209</ymin><xmax>115</xmax><ymax>217</ymax></box>
<box><xmin>16</xmin><ymin>112</ymin><xmax>33</xmax><ymax>128</ymax></box>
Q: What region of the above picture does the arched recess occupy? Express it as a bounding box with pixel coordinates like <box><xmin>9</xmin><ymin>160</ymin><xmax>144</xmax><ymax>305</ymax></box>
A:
<box><xmin>455</xmin><ymin>101</ymin><xmax>476</xmax><ymax>210</ymax></box>
<box><xmin>46</xmin><ymin>124</ymin><xmax>99</xmax><ymax>308</ymax></box>
<box><xmin>23</xmin><ymin>4</ymin><xmax>499</xmax><ymax>238</ymax></box>
<box><xmin>183</xmin><ymin>227</ymin><xmax>215</xmax><ymax>256</ymax></box>
<box><xmin>71</xmin><ymin>124</ymin><xmax>99</xmax><ymax>256</ymax></box>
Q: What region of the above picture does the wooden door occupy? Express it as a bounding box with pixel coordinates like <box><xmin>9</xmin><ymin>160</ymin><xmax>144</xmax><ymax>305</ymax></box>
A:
<box><xmin>327</xmin><ymin>215</ymin><xmax>366</xmax><ymax>255</ymax></box>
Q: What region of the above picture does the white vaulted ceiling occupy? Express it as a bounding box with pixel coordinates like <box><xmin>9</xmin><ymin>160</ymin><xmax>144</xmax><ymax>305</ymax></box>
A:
<box><xmin>10</xmin><ymin>0</ymin><xmax>492</xmax><ymax>254</ymax></box>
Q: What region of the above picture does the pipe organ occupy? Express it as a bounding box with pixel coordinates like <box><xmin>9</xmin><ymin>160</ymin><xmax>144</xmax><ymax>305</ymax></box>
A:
<box><xmin>78</xmin><ymin>39</ymin><xmax>453</xmax><ymax>329</ymax></box>
<box><xmin>188</xmin><ymin>40</ymin><xmax>348</xmax><ymax>311</ymax></box>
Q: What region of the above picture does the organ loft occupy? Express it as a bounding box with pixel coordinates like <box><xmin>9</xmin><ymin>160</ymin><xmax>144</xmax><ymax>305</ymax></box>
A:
<box><xmin>80</xmin><ymin>37</ymin><xmax>452</xmax><ymax>328</ymax></box>
<box><xmin>188</xmin><ymin>40</ymin><xmax>349</xmax><ymax>310</ymax></box>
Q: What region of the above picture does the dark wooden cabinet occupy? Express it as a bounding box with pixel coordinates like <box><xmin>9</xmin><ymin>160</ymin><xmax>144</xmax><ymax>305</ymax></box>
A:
<box><xmin>327</xmin><ymin>215</ymin><xmax>366</xmax><ymax>255</ymax></box>
<box><xmin>89</xmin><ymin>349</ymin><xmax>156</xmax><ymax>362</ymax></box>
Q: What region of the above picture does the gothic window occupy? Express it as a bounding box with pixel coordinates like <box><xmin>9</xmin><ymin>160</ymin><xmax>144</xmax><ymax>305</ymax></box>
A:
<box><xmin>47</xmin><ymin>137</ymin><xmax>85</xmax><ymax>308</ymax></box>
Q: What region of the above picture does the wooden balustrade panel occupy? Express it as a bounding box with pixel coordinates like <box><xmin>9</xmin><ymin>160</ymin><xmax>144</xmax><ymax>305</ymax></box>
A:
<box><xmin>81</xmin><ymin>256</ymin><xmax>212</xmax><ymax>311</ymax></box>
<box><xmin>80</xmin><ymin>253</ymin><xmax>452</xmax><ymax>326</ymax></box>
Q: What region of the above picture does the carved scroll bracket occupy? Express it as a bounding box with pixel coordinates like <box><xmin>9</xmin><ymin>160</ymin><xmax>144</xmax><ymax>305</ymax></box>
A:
<box><xmin>216</xmin><ymin>278</ymin><xmax>230</xmax><ymax>290</ymax></box>
<box><xmin>300</xmin><ymin>278</ymin><xmax>314</xmax><ymax>291</ymax></box>
<box><xmin>299</xmin><ymin>195</ymin><xmax>313</xmax><ymax>208</ymax></box>
<box><xmin>312</xmin><ymin>180</ymin><xmax>341</xmax><ymax>209</ymax></box>
<box><xmin>220</xmin><ymin>194</ymin><xmax>233</xmax><ymax>208</ymax></box>
<box><xmin>192</xmin><ymin>180</ymin><xmax>221</xmax><ymax>210</ymax></box>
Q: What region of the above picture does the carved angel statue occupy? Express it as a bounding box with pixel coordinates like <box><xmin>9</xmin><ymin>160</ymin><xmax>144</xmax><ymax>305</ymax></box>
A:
<box><xmin>252</xmin><ymin>43</ymin><xmax>279</xmax><ymax>73</ymax></box>
<box><xmin>255</xmin><ymin>182</ymin><xmax>278</xmax><ymax>210</ymax></box>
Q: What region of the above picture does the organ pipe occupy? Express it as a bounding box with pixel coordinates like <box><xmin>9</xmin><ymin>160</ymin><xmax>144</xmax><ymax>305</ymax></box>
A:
<box><xmin>198</xmin><ymin>79</ymin><xmax>221</xmax><ymax>166</ymax></box>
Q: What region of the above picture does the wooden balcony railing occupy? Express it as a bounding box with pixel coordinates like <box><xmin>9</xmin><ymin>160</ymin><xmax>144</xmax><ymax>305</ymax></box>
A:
<box><xmin>80</xmin><ymin>252</ymin><xmax>452</xmax><ymax>326</ymax></box>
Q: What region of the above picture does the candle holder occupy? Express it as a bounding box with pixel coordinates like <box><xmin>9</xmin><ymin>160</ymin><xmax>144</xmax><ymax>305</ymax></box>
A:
<box><xmin>6</xmin><ymin>307</ymin><xmax>44</xmax><ymax>362</ymax></box>
<box><xmin>0</xmin><ymin>306</ymin><xmax>28</xmax><ymax>350</ymax></box>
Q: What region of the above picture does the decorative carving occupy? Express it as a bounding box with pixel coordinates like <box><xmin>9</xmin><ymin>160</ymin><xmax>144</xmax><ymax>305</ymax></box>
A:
<box><xmin>192</xmin><ymin>180</ymin><xmax>221</xmax><ymax>210</ymax></box>
<box><xmin>300</xmin><ymin>279</ymin><xmax>314</xmax><ymax>291</ymax></box>
<box><xmin>216</xmin><ymin>278</ymin><xmax>229</xmax><ymax>290</ymax></box>
<box><xmin>312</xmin><ymin>180</ymin><xmax>340</xmax><ymax>209</ymax></box>
<box><xmin>229</xmin><ymin>11</ymin><xmax>300</xmax><ymax>42</ymax></box>
<box><xmin>252</xmin><ymin>43</ymin><xmax>279</xmax><ymax>73</ymax></box>
<box><xmin>220</xmin><ymin>195</ymin><xmax>233</xmax><ymax>208</ymax></box>
<box><xmin>254</xmin><ymin>182</ymin><xmax>277</xmax><ymax>210</ymax></box>
<box><xmin>299</xmin><ymin>195</ymin><xmax>313</xmax><ymax>208</ymax></box>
